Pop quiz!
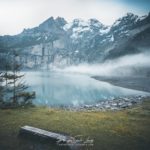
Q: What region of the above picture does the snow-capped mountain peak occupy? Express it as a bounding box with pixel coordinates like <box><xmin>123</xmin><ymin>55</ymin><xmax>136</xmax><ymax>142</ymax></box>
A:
<box><xmin>63</xmin><ymin>18</ymin><xmax>108</xmax><ymax>41</ymax></box>
<box><xmin>88</xmin><ymin>18</ymin><xmax>104</xmax><ymax>28</ymax></box>
<box><xmin>112</xmin><ymin>13</ymin><xmax>138</xmax><ymax>28</ymax></box>
<box><xmin>0</xmin><ymin>12</ymin><xmax>150</xmax><ymax>68</ymax></box>
<box><xmin>63</xmin><ymin>19</ymin><xmax>89</xmax><ymax>31</ymax></box>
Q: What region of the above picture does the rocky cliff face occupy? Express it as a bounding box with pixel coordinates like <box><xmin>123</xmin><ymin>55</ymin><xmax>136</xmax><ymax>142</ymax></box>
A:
<box><xmin>0</xmin><ymin>13</ymin><xmax>150</xmax><ymax>69</ymax></box>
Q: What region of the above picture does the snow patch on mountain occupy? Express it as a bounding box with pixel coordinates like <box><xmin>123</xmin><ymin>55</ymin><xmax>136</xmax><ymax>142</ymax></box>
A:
<box><xmin>110</xmin><ymin>35</ymin><xmax>114</xmax><ymax>42</ymax></box>
<box><xmin>0</xmin><ymin>12</ymin><xmax>150</xmax><ymax>69</ymax></box>
<box><xmin>137</xmin><ymin>15</ymin><xmax>147</xmax><ymax>21</ymax></box>
<box><xmin>63</xmin><ymin>23</ymin><xmax>73</xmax><ymax>31</ymax></box>
<box><xmin>112</xmin><ymin>13</ymin><xmax>138</xmax><ymax>29</ymax></box>
<box><xmin>100</xmin><ymin>27</ymin><xmax>111</xmax><ymax>34</ymax></box>
<box><xmin>64</xmin><ymin>18</ymin><xmax>108</xmax><ymax>41</ymax></box>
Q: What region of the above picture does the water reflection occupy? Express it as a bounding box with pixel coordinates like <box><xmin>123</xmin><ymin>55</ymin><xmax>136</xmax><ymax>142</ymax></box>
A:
<box><xmin>24</xmin><ymin>71</ymin><xmax>149</xmax><ymax>107</ymax></box>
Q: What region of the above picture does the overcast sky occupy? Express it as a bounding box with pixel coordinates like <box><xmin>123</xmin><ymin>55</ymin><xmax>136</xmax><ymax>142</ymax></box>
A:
<box><xmin>0</xmin><ymin>0</ymin><xmax>150</xmax><ymax>35</ymax></box>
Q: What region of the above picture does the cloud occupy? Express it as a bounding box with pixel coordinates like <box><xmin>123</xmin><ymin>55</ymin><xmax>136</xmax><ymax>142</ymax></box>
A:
<box><xmin>0</xmin><ymin>0</ymin><xmax>149</xmax><ymax>35</ymax></box>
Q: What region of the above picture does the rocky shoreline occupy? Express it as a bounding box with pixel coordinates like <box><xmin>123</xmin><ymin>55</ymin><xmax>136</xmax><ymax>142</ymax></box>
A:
<box><xmin>64</xmin><ymin>95</ymin><xmax>150</xmax><ymax>112</ymax></box>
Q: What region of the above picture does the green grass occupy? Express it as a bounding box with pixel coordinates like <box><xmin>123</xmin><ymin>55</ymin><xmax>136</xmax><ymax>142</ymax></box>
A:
<box><xmin>0</xmin><ymin>100</ymin><xmax>150</xmax><ymax>150</ymax></box>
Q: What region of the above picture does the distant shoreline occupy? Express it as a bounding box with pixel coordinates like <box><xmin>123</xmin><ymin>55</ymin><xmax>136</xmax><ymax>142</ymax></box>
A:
<box><xmin>92</xmin><ymin>76</ymin><xmax>150</xmax><ymax>93</ymax></box>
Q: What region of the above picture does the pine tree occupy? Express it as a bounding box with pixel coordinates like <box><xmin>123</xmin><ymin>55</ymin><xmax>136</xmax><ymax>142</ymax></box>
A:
<box><xmin>0</xmin><ymin>51</ymin><xmax>35</xmax><ymax>107</ymax></box>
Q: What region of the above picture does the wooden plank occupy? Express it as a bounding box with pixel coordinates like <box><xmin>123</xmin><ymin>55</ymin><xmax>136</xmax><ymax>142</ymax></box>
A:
<box><xmin>20</xmin><ymin>125</ymin><xmax>72</xmax><ymax>143</ymax></box>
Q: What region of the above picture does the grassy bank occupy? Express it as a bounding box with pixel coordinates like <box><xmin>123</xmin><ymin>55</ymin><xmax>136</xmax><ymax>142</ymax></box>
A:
<box><xmin>0</xmin><ymin>100</ymin><xmax>150</xmax><ymax>150</ymax></box>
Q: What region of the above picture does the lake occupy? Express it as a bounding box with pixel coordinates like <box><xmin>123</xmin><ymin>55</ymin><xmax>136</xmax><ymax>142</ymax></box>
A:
<box><xmin>24</xmin><ymin>71</ymin><xmax>149</xmax><ymax>107</ymax></box>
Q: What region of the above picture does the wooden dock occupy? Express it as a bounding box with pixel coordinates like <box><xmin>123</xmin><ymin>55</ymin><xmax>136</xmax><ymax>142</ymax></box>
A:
<box><xmin>20</xmin><ymin>125</ymin><xmax>73</xmax><ymax>143</ymax></box>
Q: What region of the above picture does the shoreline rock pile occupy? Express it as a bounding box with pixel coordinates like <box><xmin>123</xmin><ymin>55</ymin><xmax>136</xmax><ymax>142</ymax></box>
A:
<box><xmin>65</xmin><ymin>95</ymin><xmax>149</xmax><ymax>112</ymax></box>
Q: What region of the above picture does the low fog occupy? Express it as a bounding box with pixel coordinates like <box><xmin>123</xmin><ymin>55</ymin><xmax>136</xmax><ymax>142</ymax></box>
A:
<box><xmin>57</xmin><ymin>52</ymin><xmax>150</xmax><ymax>77</ymax></box>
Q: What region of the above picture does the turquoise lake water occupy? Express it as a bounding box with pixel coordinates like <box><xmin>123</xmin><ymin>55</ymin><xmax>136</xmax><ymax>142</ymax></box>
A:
<box><xmin>24</xmin><ymin>71</ymin><xmax>149</xmax><ymax>107</ymax></box>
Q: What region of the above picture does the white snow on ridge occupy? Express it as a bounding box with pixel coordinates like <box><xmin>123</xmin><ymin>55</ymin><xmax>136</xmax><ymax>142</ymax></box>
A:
<box><xmin>63</xmin><ymin>22</ymin><xmax>73</xmax><ymax>31</ymax></box>
<box><xmin>71</xmin><ymin>32</ymin><xmax>82</xmax><ymax>39</ymax></box>
<box><xmin>100</xmin><ymin>27</ymin><xmax>110</xmax><ymax>34</ymax></box>
<box><xmin>36</xmin><ymin>37</ymin><xmax>41</xmax><ymax>41</ymax></box>
<box><xmin>45</xmin><ymin>36</ymin><xmax>48</xmax><ymax>40</ymax></box>
<box><xmin>88</xmin><ymin>19</ymin><xmax>103</xmax><ymax>28</ymax></box>
<box><xmin>112</xmin><ymin>19</ymin><xmax>121</xmax><ymax>27</ymax></box>
<box><xmin>75</xmin><ymin>19</ymin><xmax>89</xmax><ymax>27</ymax></box>
<box><xmin>64</xmin><ymin>18</ymin><xmax>109</xmax><ymax>40</ymax></box>
<box><xmin>137</xmin><ymin>15</ymin><xmax>147</xmax><ymax>21</ymax></box>
<box><xmin>71</xmin><ymin>25</ymin><xmax>91</xmax><ymax>39</ymax></box>
<box><xmin>72</xmin><ymin>26</ymin><xmax>90</xmax><ymax>33</ymax></box>
<box><xmin>63</xmin><ymin>18</ymin><xmax>104</xmax><ymax>32</ymax></box>
<box><xmin>75</xmin><ymin>50</ymin><xmax>79</xmax><ymax>53</ymax></box>
<box><xmin>110</xmin><ymin>35</ymin><xmax>114</xmax><ymax>42</ymax></box>
<box><xmin>63</xmin><ymin>19</ymin><xmax>89</xmax><ymax>31</ymax></box>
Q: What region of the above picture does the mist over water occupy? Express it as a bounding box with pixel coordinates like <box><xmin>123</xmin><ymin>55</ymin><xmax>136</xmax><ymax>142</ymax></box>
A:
<box><xmin>56</xmin><ymin>52</ymin><xmax>150</xmax><ymax>76</ymax></box>
<box><xmin>23</xmin><ymin>52</ymin><xmax>150</xmax><ymax>107</ymax></box>
<box><xmin>25</xmin><ymin>71</ymin><xmax>149</xmax><ymax>107</ymax></box>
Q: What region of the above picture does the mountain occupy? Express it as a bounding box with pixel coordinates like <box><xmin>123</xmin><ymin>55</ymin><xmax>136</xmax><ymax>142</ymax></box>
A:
<box><xmin>63</xmin><ymin>18</ymin><xmax>112</xmax><ymax>62</ymax></box>
<box><xmin>105</xmin><ymin>13</ymin><xmax>150</xmax><ymax>60</ymax></box>
<box><xmin>0</xmin><ymin>12</ymin><xmax>150</xmax><ymax>69</ymax></box>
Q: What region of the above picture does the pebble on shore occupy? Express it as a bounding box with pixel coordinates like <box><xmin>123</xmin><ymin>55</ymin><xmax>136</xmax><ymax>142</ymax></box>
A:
<box><xmin>64</xmin><ymin>95</ymin><xmax>149</xmax><ymax>112</ymax></box>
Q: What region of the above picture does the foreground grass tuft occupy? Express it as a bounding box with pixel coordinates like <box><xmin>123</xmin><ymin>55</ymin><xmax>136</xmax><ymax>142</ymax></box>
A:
<box><xmin>0</xmin><ymin>100</ymin><xmax>150</xmax><ymax>150</ymax></box>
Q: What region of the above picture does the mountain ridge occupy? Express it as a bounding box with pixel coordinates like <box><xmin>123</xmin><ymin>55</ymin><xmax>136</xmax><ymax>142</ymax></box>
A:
<box><xmin>0</xmin><ymin>12</ymin><xmax>150</xmax><ymax>69</ymax></box>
